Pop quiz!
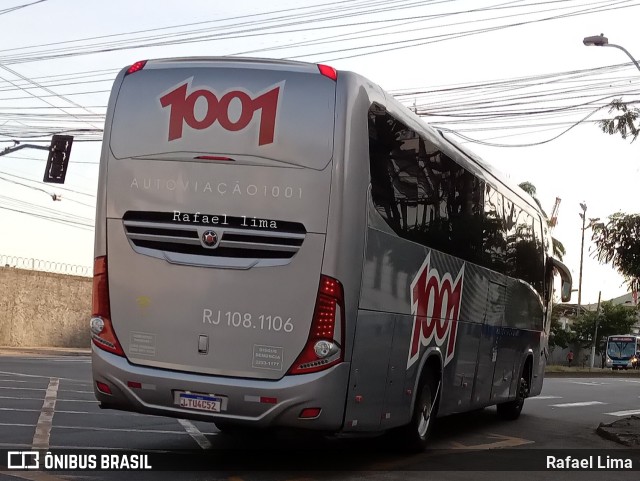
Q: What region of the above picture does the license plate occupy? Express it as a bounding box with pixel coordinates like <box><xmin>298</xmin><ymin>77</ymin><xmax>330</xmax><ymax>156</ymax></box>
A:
<box><xmin>176</xmin><ymin>392</ymin><xmax>222</xmax><ymax>412</ymax></box>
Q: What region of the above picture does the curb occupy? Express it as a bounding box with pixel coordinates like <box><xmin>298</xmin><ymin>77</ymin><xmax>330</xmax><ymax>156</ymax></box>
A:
<box><xmin>545</xmin><ymin>371</ymin><xmax>640</xmax><ymax>378</ymax></box>
<box><xmin>596</xmin><ymin>416</ymin><xmax>640</xmax><ymax>447</ymax></box>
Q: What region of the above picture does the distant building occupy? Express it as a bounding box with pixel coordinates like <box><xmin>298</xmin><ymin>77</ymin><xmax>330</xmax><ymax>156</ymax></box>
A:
<box><xmin>585</xmin><ymin>292</ymin><xmax>640</xmax><ymax>335</ymax></box>
<box><xmin>554</xmin><ymin>293</ymin><xmax>640</xmax><ymax>334</ymax></box>
<box><xmin>552</xmin><ymin>304</ymin><xmax>589</xmax><ymax>331</ymax></box>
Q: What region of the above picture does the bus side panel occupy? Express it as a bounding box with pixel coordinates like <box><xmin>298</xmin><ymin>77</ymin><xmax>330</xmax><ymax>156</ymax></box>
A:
<box><xmin>357</xmin><ymin>225</ymin><xmax>485</xmax><ymax>421</ymax></box>
<box><xmin>343</xmin><ymin>310</ymin><xmax>395</xmax><ymax>431</ymax></box>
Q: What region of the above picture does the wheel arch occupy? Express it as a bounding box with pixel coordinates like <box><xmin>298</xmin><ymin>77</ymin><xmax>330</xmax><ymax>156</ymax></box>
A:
<box><xmin>409</xmin><ymin>348</ymin><xmax>443</xmax><ymax>415</ymax></box>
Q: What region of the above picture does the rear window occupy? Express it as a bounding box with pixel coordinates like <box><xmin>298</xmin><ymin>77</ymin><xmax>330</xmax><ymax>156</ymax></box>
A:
<box><xmin>109</xmin><ymin>65</ymin><xmax>336</xmax><ymax>170</ymax></box>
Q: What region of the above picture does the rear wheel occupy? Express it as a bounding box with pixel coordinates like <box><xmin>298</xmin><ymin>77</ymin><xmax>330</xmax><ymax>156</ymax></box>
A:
<box><xmin>390</xmin><ymin>369</ymin><xmax>440</xmax><ymax>452</ymax></box>
<box><xmin>496</xmin><ymin>375</ymin><xmax>529</xmax><ymax>420</ymax></box>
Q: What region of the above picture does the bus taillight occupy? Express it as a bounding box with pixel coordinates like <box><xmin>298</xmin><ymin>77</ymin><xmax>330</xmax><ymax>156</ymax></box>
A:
<box><xmin>288</xmin><ymin>275</ymin><xmax>344</xmax><ymax>375</ymax></box>
<box><xmin>91</xmin><ymin>256</ymin><xmax>125</xmax><ymax>357</ymax></box>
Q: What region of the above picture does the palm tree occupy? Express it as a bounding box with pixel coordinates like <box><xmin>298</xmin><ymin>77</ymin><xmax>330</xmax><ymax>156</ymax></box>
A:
<box><xmin>518</xmin><ymin>182</ymin><xmax>565</xmax><ymax>260</ymax></box>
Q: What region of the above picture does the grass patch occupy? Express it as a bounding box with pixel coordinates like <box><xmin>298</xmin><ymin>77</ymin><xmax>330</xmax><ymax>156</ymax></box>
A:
<box><xmin>545</xmin><ymin>365</ymin><xmax>640</xmax><ymax>374</ymax></box>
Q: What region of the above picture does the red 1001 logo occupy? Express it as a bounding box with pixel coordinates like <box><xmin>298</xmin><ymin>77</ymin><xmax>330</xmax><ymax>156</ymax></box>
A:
<box><xmin>407</xmin><ymin>253</ymin><xmax>465</xmax><ymax>369</ymax></box>
<box><xmin>159</xmin><ymin>79</ymin><xmax>283</xmax><ymax>145</ymax></box>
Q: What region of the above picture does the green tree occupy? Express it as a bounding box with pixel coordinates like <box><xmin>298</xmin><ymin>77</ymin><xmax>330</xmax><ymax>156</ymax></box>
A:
<box><xmin>571</xmin><ymin>301</ymin><xmax>638</xmax><ymax>352</ymax></box>
<box><xmin>517</xmin><ymin>181</ymin><xmax>566</xmax><ymax>260</ymax></box>
<box><xmin>599</xmin><ymin>99</ymin><xmax>639</xmax><ymax>143</ymax></box>
<box><xmin>549</xmin><ymin>318</ymin><xmax>574</xmax><ymax>352</ymax></box>
<box><xmin>591</xmin><ymin>212</ymin><xmax>640</xmax><ymax>284</ymax></box>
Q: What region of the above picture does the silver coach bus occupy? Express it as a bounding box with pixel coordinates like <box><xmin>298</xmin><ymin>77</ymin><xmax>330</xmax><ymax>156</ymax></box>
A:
<box><xmin>91</xmin><ymin>57</ymin><xmax>572</xmax><ymax>450</ymax></box>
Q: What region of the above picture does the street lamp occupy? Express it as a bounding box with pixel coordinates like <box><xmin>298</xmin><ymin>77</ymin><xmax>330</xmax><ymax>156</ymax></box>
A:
<box><xmin>583</xmin><ymin>34</ymin><xmax>640</xmax><ymax>73</ymax></box>
<box><xmin>577</xmin><ymin>203</ymin><xmax>587</xmax><ymax>313</ymax></box>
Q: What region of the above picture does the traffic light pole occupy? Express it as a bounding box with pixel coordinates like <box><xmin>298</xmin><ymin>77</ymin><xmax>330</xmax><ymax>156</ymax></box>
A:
<box><xmin>0</xmin><ymin>143</ymin><xmax>50</xmax><ymax>157</ymax></box>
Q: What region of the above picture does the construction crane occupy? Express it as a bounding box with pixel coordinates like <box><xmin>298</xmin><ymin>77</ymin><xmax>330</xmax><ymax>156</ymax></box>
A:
<box><xmin>549</xmin><ymin>197</ymin><xmax>561</xmax><ymax>230</ymax></box>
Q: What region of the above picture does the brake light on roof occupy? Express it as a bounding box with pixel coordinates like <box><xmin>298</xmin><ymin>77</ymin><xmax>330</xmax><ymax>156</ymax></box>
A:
<box><xmin>317</xmin><ymin>64</ymin><xmax>337</xmax><ymax>81</ymax></box>
<box><xmin>91</xmin><ymin>256</ymin><xmax>125</xmax><ymax>357</ymax></box>
<box><xmin>125</xmin><ymin>60</ymin><xmax>147</xmax><ymax>76</ymax></box>
<box><xmin>288</xmin><ymin>275</ymin><xmax>344</xmax><ymax>374</ymax></box>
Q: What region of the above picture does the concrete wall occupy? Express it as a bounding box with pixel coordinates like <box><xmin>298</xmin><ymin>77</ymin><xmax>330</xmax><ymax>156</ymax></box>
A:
<box><xmin>0</xmin><ymin>267</ymin><xmax>91</xmax><ymax>348</ymax></box>
<box><xmin>549</xmin><ymin>345</ymin><xmax>596</xmax><ymax>367</ymax></box>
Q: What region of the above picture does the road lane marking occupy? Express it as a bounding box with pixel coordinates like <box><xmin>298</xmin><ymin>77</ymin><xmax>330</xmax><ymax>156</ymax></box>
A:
<box><xmin>0</xmin><ymin>407</ymin><xmax>145</xmax><ymax>416</ymax></box>
<box><xmin>0</xmin><ymin>380</ymin><xmax>48</xmax><ymax>384</ymax></box>
<box><xmin>568</xmin><ymin>381</ymin><xmax>610</xmax><ymax>386</ymax></box>
<box><xmin>0</xmin><ymin>386</ymin><xmax>93</xmax><ymax>394</ymax></box>
<box><xmin>0</xmin><ymin>423</ymin><xmax>219</xmax><ymax>435</ymax></box>
<box><xmin>528</xmin><ymin>396</ymin><xmax>562</xmax><ymax>400</ymax></box>
<box><xmin>0</xmin><ymin>395</ymin><xmax>97</xmax><ymax>402</ymax></box>
<box><xmin>0</xmin><ymin>370</ymin><xmax>89</xmax><ymax>384</ymax></box>
<box><xmin>368</xmin><ymin>433</ymin><xmax>535</xmax><ymax>470</ymax></box>
<box><xmin>605</xmin><ymin>409</ymin><xmax>640</xmax><ymax>417</ymax></box>
<box><xmin>0</xmin><ymin>442</ymin><xmax>173</xmax><ymax>452</ymax></box>
<box><xmin>550</xmin><ymin>401</ymin><xmax>606</xmax><ymax>407</ymax></box>
<box><xmin>32</xmin><ymin>377</ymin><xmax>59</xmax><ymax>450</ymax></box>
<box><xmin>178</xmin><ymin>419</ymin><xmax>213</xmax><ymax>449</ymax></box>
<box><xmin>449</xmin><ymin>433</ymin><xmax>535</xmax><ymax>450</ymax></box>
<box><xmin>4</xmin><ymin>470</ymin><xmax>71</xmax><ymax>481</ymax></box>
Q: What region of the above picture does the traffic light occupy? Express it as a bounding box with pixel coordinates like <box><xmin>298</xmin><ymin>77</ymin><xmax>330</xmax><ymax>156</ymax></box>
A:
<box><xmin>43</xmin><ymin>134</ymin><xmax>73</xmax><ymax>184</ymax></box>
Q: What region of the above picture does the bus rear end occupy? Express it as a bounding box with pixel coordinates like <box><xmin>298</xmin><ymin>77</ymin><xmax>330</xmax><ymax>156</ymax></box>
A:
<box><xmin>91</xmin><ymin>58</ymin><xmax>348</xmax><ymax>430</ymax></box>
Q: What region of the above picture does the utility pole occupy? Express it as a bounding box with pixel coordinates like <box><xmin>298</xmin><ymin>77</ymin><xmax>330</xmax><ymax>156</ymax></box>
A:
<box><xmin>578</xmin><ymin>202</ymin><xmax>587</xmax><ymax>313</ymax></box>
<box><xmin>590</xmin><ymin>290</ymin><xmax>602</xmax><ymax>369</ymax></box>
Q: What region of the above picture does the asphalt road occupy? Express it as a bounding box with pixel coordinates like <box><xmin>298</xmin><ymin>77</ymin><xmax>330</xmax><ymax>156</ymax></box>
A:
<box><xmin>0</xmin><ymin>355</ymin><xmax>638</xmax><ymax>481</ymax></box>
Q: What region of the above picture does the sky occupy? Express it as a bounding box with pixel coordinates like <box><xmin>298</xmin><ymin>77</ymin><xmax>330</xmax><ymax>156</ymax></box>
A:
<box><xmin>0</xmin><ymin>0</ymin><xmax>639</xmax><ymax>306</ymax></box>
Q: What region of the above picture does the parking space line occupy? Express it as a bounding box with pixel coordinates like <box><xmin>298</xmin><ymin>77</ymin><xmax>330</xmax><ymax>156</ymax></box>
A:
<box><xmin>528</xmin><ymin>396</ymin><xmax>562</xmax><ymax>400</ymax></box>
<box><xmin>32</xmin><ymin>377</ymin><xmax>59</xmax><ymax>450</ymax></box>
<box><xmin>178</xmin><ymin>419</ymin><xmax>213</xmax><ymax>449</ymax></box>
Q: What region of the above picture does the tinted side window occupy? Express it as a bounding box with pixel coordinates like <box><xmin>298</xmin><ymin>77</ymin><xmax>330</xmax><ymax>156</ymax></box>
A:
<box><xmin>482</xmin><ymin>184</ymin><xmax>507</xmax><ymax>273</ymax></box>
<box><xmin>368</xmin><ymin>106</ymin><xmax>483</xmax><ymax>264</ymax></box>
<box><xmin>531</xmin><ymin>216</ymin><xmax>545</xmax><ymax>297</ymax></box>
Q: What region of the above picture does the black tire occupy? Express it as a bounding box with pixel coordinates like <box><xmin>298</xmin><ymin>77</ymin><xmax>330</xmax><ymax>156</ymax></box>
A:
<box><xmin>496</xmin><ymin>374</ymin><xmax>529</xmax><ymax>420</ymax></box>
<box><xmin>389</xmin><ymin>369</ymin><xmax>439</xmax><ymax>453</ymax></box>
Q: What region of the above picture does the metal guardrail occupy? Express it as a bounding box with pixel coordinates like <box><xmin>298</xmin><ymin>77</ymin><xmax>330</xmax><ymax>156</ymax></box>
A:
<box><xmin>0</xmin><ymin>254</ymin><xmax>91</xmax><ymax>277</ymax></box>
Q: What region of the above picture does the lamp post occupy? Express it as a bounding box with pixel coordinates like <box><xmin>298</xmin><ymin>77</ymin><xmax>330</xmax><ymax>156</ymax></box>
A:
<box><xmin>577</xmin><ymin>202</ymin><xmax>587</xmax><ymax>314</ymax></box>
<box><xmin>583</xmin><ymin>34</ymin><xmax>640</xmax><ymax>73</ymax></box>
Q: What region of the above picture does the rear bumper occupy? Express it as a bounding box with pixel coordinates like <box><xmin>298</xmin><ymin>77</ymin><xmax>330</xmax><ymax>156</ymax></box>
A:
<box><xmin>91</xmin><ymin>345</ymin><xmax>350</xmax><ymax>431</ymax></box>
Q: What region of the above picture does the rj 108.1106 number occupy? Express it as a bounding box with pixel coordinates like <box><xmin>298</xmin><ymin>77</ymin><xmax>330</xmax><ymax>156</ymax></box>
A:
<box><xmin>202</xmin><ymin>309</ymin><xmax>293</xmax><ymax>333</ymax></box>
